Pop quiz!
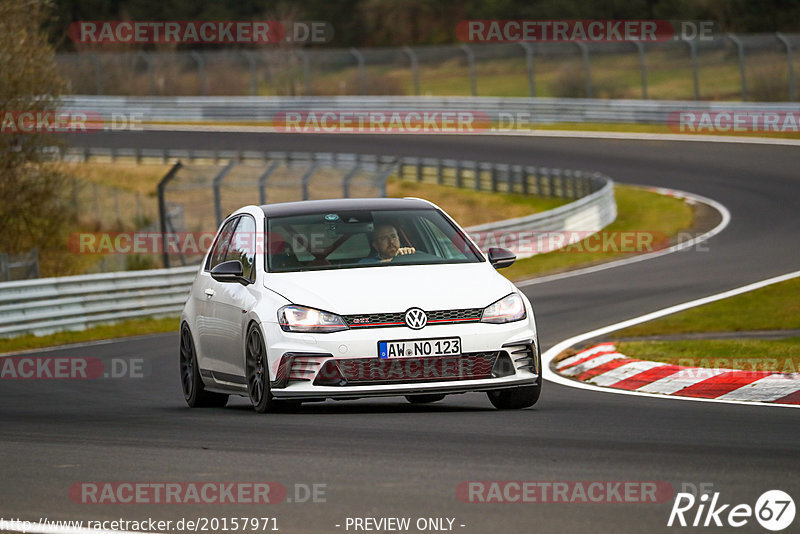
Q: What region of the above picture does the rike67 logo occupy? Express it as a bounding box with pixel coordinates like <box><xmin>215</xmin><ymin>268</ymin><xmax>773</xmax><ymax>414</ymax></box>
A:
<box><xmin>668</xmin><ymin>489</ymin><xmax>795</xmax><ymax>531</ymax></box>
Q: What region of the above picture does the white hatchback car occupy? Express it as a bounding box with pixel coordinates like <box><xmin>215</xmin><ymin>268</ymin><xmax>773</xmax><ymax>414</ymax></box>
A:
<box><xmin>179</xmin><ymin>198</ymin><xmax>541</xmax><ymax>412</ymax></box>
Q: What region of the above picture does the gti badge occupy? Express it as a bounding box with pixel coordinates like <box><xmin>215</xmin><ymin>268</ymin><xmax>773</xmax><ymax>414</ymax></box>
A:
<box><xmin>404</xmin><ymin>308</ymin><xmax>428</xmax><ymax>330</ymax></box>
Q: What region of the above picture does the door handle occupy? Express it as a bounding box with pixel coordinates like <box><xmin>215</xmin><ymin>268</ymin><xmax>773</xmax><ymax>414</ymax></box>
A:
<box><xmin>204</xmin><ymin>288</ymin><xmax>215</xmax><ymax>298</ymax></box>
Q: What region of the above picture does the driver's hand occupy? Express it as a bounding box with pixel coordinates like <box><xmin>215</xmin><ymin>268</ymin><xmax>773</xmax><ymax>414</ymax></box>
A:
<box><xmin>396</xmin><ymin>247</ymin><xmax>416</xmax><ymax>256</ymax></box>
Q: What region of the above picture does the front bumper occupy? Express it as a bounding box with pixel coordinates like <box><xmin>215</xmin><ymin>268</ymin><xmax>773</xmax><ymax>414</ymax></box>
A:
<box><xmin>262</xmin><ymin>320</ymin><xmax>539</xmax><ymax>400</ymax></box>
<box><xmin>272</xmin><ymin>376</ymin><xmax>539</xmax><ymax>400</ymax></box>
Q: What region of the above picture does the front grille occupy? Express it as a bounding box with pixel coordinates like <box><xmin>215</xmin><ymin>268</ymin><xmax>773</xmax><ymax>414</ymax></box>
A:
<box><xmin>333</xmin><ymin>352</ymin><xmax>500</xmax><ymax>386</ymax></box>
<box><xmin>344</xmin><ymin>308</ymin><xmax>483</xmax><ymax>329</ymax></box>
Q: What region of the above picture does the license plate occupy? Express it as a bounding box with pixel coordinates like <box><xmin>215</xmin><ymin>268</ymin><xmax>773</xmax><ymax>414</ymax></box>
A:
<box><xmin>378</xmin><ymin>337</ymin><xmax>461</xmax><ymax>359</ymax></box>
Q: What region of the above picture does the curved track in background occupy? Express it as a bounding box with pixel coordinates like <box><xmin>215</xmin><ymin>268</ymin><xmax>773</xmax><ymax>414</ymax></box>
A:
<box><xmin>1</xmin><ymin>132</ymin><xmax>798</xmax><ymax>534</ymax></box>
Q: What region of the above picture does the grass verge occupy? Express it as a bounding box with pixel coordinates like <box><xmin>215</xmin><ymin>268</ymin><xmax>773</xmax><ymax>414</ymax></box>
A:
<box><xmin>616</xmin><ymin>339</ymin><xmax>800</xmax><ymax>374</ymax></box>
<box><xmin>0</xmin><ymin>316</ymin><xmax>179</xmax><ymax>354</ymax></box>
<box><xmin>501</xmin><ymin>184</ymin><xmax>694</xmax><ymax>281</ymax></box>
<box><xmin>596</xmin><ymin>276</ymin><xmax>800</xmax><ymax>372</ymax></box>
<box><xmin>615</xmin><ymin>277</ymin><xmax>800</xmax><ymax>337</ymax></box>
<box><xmin>386</xmin><ymin>178</ymin><xmax>569</xmax><ymax>226</ymax></box>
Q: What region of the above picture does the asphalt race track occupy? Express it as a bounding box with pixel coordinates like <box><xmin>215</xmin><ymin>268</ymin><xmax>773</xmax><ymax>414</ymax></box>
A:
<box><xmin>1</xmin><ymin>132</ymin><xmax>798</xmax><ymax>533</ymax></box>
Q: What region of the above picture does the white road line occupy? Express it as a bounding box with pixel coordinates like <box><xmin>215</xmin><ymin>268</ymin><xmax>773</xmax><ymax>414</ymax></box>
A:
<box><xmin>558</xmin><ymin>352</ymin><xmax>626</xmax><ymax>377</ymax></box>
<box><xmin>516</xmin><ymin>187</ymin><xmax>731</xmax><ymax>287</ymax></box>
<box><xmin>588</xmin><ymin>360</ymin><xmax>668</xmax><ymax>387</ymax></box>
<box><xmin>556</xmin><ymin>343</ymin><xmax>616</xmax><ymax>369</ymax></box>
<box><xmin>636</xmin><ymin>368</ymin><xmax>728</xmax><ymax>395</ymax></box>
<box><xmin>542</xmin><ymin>269</ymin><xmax>800</xmax><ymax>408</ymax></box>
<box><xmin>717</xmin><ymin>374</ymin><xmax>800</xmax><ymax>402</ymax></box>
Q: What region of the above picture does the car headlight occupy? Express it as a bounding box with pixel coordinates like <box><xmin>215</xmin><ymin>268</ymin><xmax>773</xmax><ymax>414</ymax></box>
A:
<box><xmin>278</xmin><ymin>305</ymin><xmax>349</xmax><ymax>333</ymax></box>
<box><xmin>481</xmin><ymin>293</ymin><xmax>526</xmax><ymax>324</ymax></box>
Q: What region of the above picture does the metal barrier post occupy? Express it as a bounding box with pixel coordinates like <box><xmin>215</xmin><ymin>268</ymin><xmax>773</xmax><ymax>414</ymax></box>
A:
<box><xmin>403</xmin><ymin>46</ymin><xmax>420</xmax><ymax>96</ymax></box>
<box><xmin>241</xmin><ymin>51</ymin><xmax>258</xmax><ymax>96</ymax></box>
<box><xmin>575</xmin><ymin>42</ymin><xmax>592</xmax><ymax>98</ymax></box>
<box><xmin>157</xmin><ymin>161</ymin><xmax>183</xmax><ymax>268</ymax></box>
<box><xmin>213</xmin><ymin>161</ymin><xmax>236</xmax><ymax>226</ymax></box>
<box><xmin>189</xmin><ymin>52</ymin><xmax>207</xmax><ymax>96</ymax></box>
<box><xmin>301</xmin><ymin>163</ymin><xmax>319</xmax><ymax>200</ymax></box>
<box><xmin>297</xmin><ymin>50</ymin><xmax>312</xmax><ymax>95</ymax></box>
<box><xmin>0</xmin><ymin>253</ymin><xmax>8</xmax><ymax>282</ymax></box>
<box><xmin>376</xmin><ymin>161</ymin><xmax>397</xmax><ymax>197</ymax></box>
<box><xmin>776</xmin><ymin>33</ymin><xmax>796</xmax><ymax>102</ymax></box>
<box><xmin>727</xmin><ymin>34</ymin><xmax>748</xmax><ymax>101</ymax></box>
<box><xmin>137</xmin><ymin>52</ymin><xmax>156</xmax><ymax>95</ymax></box>
<box><xmin>258</xmin><ymin>161</ymin><xmax>280</xmax><ymax>204</ymax></box>
<box><xmin>350</xmin><ymin>48</ymin><xmax>367</xmax><ymax>95</ymax></box>
<box><xmin>684</xmin><ymin>39</ymin><xmax>700</xmax><ymax>100</ymax></box>
<box><xmin>634</xmin><ymin>42</ymin><xmax>648</xmax><ymax>99</ymax></box>
<box><xmin>460</xmin><ymin>44</ymin><xmax>477</xmax><ymax>96</ymax></box>
<box><xmin>519</xmin><ymin>43</ymin><xmax>535</xmax><ymax>97</ymax></box>
<box><xmin>343</xmin><ymin>160</ymin><xmax>362</xmax><ymax>198</ymax></box>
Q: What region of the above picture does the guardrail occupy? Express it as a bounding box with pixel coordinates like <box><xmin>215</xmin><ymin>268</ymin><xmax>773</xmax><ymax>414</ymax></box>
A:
<box><xmin>3</xmin><ymin>149</ymin><xmax>615</xmax><ymax>338</ymax></box>
<box><xmin>0</xmin><ymin>266</ymin><xmax>196</xmax><ymax>337</ymax></box>
<box><xmin>60</xmin><ymin>95</ymin><xmax>800</xmax><ymax>127</ymax></box>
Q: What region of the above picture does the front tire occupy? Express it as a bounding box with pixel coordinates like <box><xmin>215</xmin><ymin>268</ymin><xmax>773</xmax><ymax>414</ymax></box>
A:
<box><xmin>180</xmin><ymin>324</ymin><xmax>228</xmax><ymax>408</ymax></box>
<box><xmin>487</xmin><ymin>383</ymin><xmax>541</xmax><ymax>410</ymax></box>
<box><xmin>245</xmin><ymin>324</ymin><xmax>299</xmax><ymax>413</ymax></box>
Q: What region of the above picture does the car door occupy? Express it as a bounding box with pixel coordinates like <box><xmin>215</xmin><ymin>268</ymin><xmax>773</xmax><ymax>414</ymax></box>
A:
<box><xmin>194</xmin><ymin>216</ymin><xmax>238</xmax><ymax>374</ymax></box>
<box><xmin>206</xmin><ymin>214</ymin><xmax>259</xmax><ymax>380</ymax></box>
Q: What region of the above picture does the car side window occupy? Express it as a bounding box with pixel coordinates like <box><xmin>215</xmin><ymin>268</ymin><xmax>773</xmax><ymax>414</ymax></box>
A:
<box><xmin>225</xmin><ymin>215</ymin><xmax>257</xmax><ymax>281</ymax></box>
<box><xmin>206</xmin><ymin>217</ymin><xmax>239</xmax><ymax>271</ymax></box>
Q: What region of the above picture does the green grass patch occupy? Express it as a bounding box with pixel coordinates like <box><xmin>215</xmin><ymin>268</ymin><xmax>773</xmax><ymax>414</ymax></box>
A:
<box><xmin>0</xmin><ymin>316</ymin><xmax>179</xmax><ymax>354</ymax></box>
<box><xmin>501</xmin><ymin>185</ymin><xmax>693</xmax><ymax>281</ymax></box>
<box><xmin>387</xmin><ymin>178</ymin><xmax>569</xmax><ymax>227</ymax></box>
<box><xmin>617</xmin><ymin>338</ymin><xmax>800</xmax><ymax>374</ymax></box>
<box><xmin>615</xmin><ymin>277</ymin><xmax>800</xmax><ymax>337</ymax></box>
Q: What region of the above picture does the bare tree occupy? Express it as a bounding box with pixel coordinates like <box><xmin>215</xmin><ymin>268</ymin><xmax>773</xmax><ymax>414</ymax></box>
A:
<box><xmin>0</xmin><ymin>0</ymin><xmax>75</xmax><ymax>275</ymax></box>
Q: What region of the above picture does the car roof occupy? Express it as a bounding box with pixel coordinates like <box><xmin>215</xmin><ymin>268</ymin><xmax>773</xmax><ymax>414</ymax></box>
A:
<box><xmin>259</xmin><ymin>197</ymin><xmax>436</xmax><ymax>217</ymax></box>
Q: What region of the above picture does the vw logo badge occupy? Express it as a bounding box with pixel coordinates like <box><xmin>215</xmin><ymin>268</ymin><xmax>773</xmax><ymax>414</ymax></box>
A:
<box><xmin>404</xmin><ymin>308</ymin><xmax>428</xmax><ymax>330</ymax></box>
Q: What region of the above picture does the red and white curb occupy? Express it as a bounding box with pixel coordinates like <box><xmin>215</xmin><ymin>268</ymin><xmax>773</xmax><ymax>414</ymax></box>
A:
<box><xmin>556</xmin><ymin>343</ymin><xmax>800</xmax><ymax>405</ymax></box>
<box><xmin>541</xmin><ymin>270</ymin><xmax>800</xmax><ymax>409</ymax></box>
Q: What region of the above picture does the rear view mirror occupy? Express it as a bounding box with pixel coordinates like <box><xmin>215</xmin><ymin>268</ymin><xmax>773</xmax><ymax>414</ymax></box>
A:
<box><xmin>210</xmin><ymin>260</ymin><xmax>250</xmax><ymax>284</ymax></box>
<box><xmin>488</xmin><ymin>247</ymin><xmax>516</xmax><ymax>269</ymax></box>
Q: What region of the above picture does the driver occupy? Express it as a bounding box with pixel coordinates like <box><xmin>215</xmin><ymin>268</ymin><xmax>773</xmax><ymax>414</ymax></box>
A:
<box><xmin>363</xmin><ymin>224</ymin><xmax>415</xmax><ymax>263</ymax></box>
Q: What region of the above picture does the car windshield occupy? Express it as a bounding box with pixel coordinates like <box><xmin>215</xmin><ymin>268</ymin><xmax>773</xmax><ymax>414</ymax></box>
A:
<box><xmin>266</xmin><ymin>208</ymin><xmax>483</xmax><ymax>273</ymax></box>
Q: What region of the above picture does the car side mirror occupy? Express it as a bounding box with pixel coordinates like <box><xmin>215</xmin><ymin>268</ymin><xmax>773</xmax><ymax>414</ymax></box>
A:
<box><xmin>488</xmin><ymin>247</ymin><xmax>516</xmax><ymax>269</ymax></box>
<box><xmin>210</xmin><ymin>260</ymin><xmax>250</xmax><ymax>284</ymax></box>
